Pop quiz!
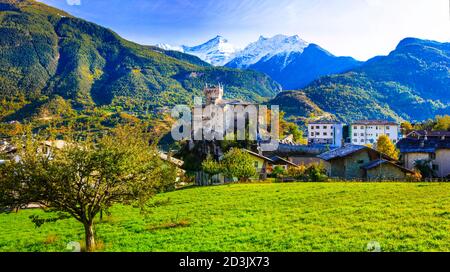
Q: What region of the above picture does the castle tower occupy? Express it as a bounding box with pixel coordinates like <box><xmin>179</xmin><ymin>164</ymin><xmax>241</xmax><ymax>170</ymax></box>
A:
<box><xmin>203</xmin><ymin>84</ymin><xmax>223</xmax><ymax>105</ymax></box>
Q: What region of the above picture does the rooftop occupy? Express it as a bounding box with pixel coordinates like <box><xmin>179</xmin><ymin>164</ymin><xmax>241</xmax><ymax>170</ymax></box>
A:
<box><xmin>397</xmin><ymin>138</ymin><xmax>450</xmax><ymax>153</ymax></box>
<box><xmin>269</xmin><ymin>156</ymin><xmax>298</xmax><ymax>167</ymax></box>
<box><xmin>263</xmin><ymin>143</ymin><xmax>329</xmax><ymax>158</ymax></box>
<box><xmin>352</xmin><ymin>120</ymin><xmax>398</xmax><ymax>126</ymax></box>
<box><xmin>406</xmin><ymin>130</ymin><xmax>450</xmax><ymax>139</ymax></box>
<box><xmin>244</xmin><ymin>149</ymin><xmax>275</xmax><ymax>163</ymax></box>
<box><xmin>216</xmin><ymin>99</ymin><xmax>257</xmax><ymax>106</ymax></box>
<box><xmin>318</xmin><ymin>144</ymin><xmax>393</xmax><ymax>161</ymax></box>
<box><xmin>0</xmin><ymin>141</ymin><xmax>16</xmax><ymax>154</ymax></box>
<box><xmin>318</xmin><ymin>145</ymin><xmax>366</xmax><ymax>161</ymax></box>
<box><xmin>159</xmin><ymin>152</ymin><xmax>185</xmax><ymax>167</ymax></box>
<box><xmin>308</xmin><ymin>120</ymin><xmax>344</xmax><ymax>125</ymax></box>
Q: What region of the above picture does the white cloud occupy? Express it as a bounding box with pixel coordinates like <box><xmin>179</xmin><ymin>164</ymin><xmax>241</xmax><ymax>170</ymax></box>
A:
<box><xmin>66</xmin><ymin>0</ymin><xmax>81</xmax><ymax>6</ymax></box>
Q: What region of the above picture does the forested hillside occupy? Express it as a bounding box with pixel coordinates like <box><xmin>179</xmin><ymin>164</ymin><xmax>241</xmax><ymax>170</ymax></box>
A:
<box><xmin>271</xmin><ymin>38</ymin><xmax>450</xmax><ymax>123</ymax></box>
<box><xmin>0</xmin><ymin>0</ymin><xmax>281</xmax><ymax>122</ymax></box>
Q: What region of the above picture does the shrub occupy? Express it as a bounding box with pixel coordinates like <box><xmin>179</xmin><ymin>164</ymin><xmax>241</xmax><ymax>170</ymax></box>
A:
<box><xmin>221</xmin><ymin>148</ymin><xmax>257</xmax><ymax>182</ymax></box>
<box><xmin>271</xmin><ymin>166</ymin><xmax>287</xmax><ymax>178</ymax></box>
<box><xmin>305</xmin><ymin>164</ymin><xmax>328</xmax><ymax>182</ymax></box>
<box><xmin>202</xmin><ymin>156</ymin><xmax>223</xmax><ymax>176</ymax></box>
<box><xmin>286</xmin><ymin>165</ymin><xmax>307</xmax><ymax>180</ymax></box>
<box><xmin>406</xmin><ymin>171</ymin><xmax>422</xmax><ymax>182</ymax></box>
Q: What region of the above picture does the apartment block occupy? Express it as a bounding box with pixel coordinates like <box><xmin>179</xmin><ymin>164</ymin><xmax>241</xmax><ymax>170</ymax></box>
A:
<box><xmin>308</xmin><ymin>121</ymin><xmax>345</xmax><ymax>147</ymax></box>
<box><xmin>350</xmin><ymin>120</ymin><xmax>399</xmax><ymax>145</ymax></box>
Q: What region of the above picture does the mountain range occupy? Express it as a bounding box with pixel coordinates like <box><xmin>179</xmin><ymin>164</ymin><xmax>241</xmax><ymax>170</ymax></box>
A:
<box><xmin>157</xmin><ymin>34</ymin><xmax>362</xmax><ymax>90</ymax></box>
<box><xmin>157</xmin><ymin>35</ymin><xmax>238</xmax><ymax>66</ymax></box>
<box><xmin>0</xmin><ymin>0</ymin><xmax>281</xmax><ymax>122</ymax></box>
<box><xmin>167</xmin><ymin>34</ymin><xmax>449</xmax><ymax>123</ymax></box>
<box><xmin>272</xmin><ymin>38</ymin><xmax>450</xmax><ymax>123</ymax></box>
<box><xmin>0</xmin><ymin>0</ymin><xmax>449</xmax><ymax>125</ymax></box>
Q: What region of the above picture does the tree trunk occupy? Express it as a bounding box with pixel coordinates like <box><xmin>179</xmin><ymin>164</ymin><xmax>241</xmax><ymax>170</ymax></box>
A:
<box><xmin>84</xmin><ymin>222</ymin><xmax>95</xmax><ymax>252</ymax></box>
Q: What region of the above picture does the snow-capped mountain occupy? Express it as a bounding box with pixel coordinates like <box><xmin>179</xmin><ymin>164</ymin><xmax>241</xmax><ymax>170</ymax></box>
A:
<box><xmin>226</xmin><ymin>34</ymin><xmax>361</xmax><ymax>90</ymax></box>
<box><xmin>155</xmin><ymin>43</ymin><xmax>184</xmax><ymax>52</ymax></box>
<box><xmin>156</xmin><ymin>34</ymin><xmax>361</xmax><ymax>90</ymax></box>
<box><xmin>155</xmin><ymin>36</ymin><xmax>238</xmax><ymax>66</ymax></box>
<box><xmin>183</xmin><ymin>36</ymin><xmax>238</xmax><ymax>66</ymax></box>
<box><xmin>226</xmin><ymin>34</ymin><xmax>309</xmax><ymax>69</ymax></box>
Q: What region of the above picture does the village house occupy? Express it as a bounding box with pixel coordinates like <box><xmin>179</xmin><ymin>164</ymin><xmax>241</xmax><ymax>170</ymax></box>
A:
<box><xmin>405</xmin><ymin>130</ymin><xmax>450</xmax><ymax>140</ymax></box>
<box><xmin>397</xmin><ymin>133</ymin><xmax>450</xmax><ymax>178</ymax></box>
<box><xmin>263</xmin><ymin>143</ymin><xmax>329</xmax><ymax>166</ymax></box>
<box><xmin>318</xmin><ymin>145</ymin><xmax>414</xmax><ymax>180</ymax></box>
<box><xmin>350</xmin><ymin>120</ymin><xmax>399</xmax><ymax>145</ymax></box>
<box><xmin>244</xmin><ymin>149</ymin><xmax>298</xmax><ymax>179</ymax></box>
<box><xmin>307</xmin><ymin>121</ymin><xmax>345</xmax><ymax>147</ymax></box>
<box><xmin>0</xmin><ymin>140</ymin><xmax>16</xmax><ymax>156</ymax></box>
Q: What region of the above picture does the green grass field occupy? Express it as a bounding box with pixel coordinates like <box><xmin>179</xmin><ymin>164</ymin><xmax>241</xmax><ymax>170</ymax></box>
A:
<box><xmin>1</xmin><ymin>182</ymin><xmax>450</xmax><ymax>252</ymax></box>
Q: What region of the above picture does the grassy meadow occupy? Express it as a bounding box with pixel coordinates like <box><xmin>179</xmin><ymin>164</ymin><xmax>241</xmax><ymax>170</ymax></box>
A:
<box><xmin>1</xmin><ymin>182</ymin><xmax>450</xmax><ymax>252</ymax></box>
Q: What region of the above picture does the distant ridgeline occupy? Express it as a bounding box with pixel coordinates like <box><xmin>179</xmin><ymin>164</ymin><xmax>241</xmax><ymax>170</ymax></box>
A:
<box><xmin>0</xmin><ymin>0</ymin><xmax>281</xmax><ymax>122</ymax></box>
<box><xmin>270</xmin><ymin>38</ymin><xmax>450</xmax><ymax>123</ymax></box>
<box><xmin>0</xmin><ymin>0</ymin><xmax>448</xmax><ymax>125</ymax></box>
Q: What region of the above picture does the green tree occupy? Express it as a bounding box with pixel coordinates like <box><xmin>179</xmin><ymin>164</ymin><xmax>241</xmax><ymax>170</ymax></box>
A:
<box><xmin>286</xmin><ymin>165</ymin><xmax>307</xmax><ymax>181</ymax></box>
<box><xmin>376</xmin><ymin>135</ymin><xmax>399</xmax><ymax>160</ymax></box>
<box><xmin>202</xmin><ymin>156</ymin><xmax>223</xmax><ymax>184</ymax></box>
<box><xmin>0</xmin><ymin>125</ymin><xmax>177</xmax><ymax>252</ymax></box>
<box><xmin>279</xmin><ymin>112</ymin><xmax>306</xmax><ymax>144</ymax></box>
<box><xmin>272</xmin><ymin>166</ymin><xmax>287</xmax><ymax>178</ymax></box>
<box><xmin>305</xmin><ymin>164</ymin><xmax>328</xmax><ymax>182</ymax></box>
<box><xmin>400</xmin><ymin>121</ymin><xmax>413</xmax><ymax>135</ymax></box>
<box><xmin>434</xmin><ymin>115</ymin><xmax>450</xmax><ymax>131</ymax></box>
<box><xmin>221</xmin><ymin>148</ymin><xmax>257</xmax><ymax>182</ymax></box>
<box><xmin>285</xmin><ymin>123</ymin><xmax>307</xmax><ymax>144</ymax></box>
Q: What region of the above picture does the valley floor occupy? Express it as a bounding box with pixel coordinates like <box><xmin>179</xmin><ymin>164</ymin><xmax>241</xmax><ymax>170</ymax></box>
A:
<box><xmin>1</xmin><ymin>182</ymin><xmax>450</xmax><ymax>252</ymax></box>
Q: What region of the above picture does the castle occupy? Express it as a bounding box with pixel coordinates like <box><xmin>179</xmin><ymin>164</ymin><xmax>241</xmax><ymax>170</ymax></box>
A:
<box><xmin>202</xmin><ymin>84</ymin><xmax>256</xmax><ymax>107</ymax></box>
<box><xmin>203</xmin><ymin>84</ymin><xmax>224</xmax><ymax>105</ymax></box>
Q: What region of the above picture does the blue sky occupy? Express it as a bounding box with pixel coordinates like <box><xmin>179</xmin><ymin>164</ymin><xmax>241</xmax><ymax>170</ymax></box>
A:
<box><xmin>40</xmin><ymin>0</ymin><xmax>449</xmax><ymax>60</ymax></box>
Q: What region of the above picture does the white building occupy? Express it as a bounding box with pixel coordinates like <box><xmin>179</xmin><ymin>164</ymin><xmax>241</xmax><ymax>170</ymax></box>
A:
<box><xmin>350</xmin><ymin>120</ymin><xmax>399</xmax><ymax>145</ymax></box>
<box><xmin>308</xmin><ymin>121</ymin><xmax>344</xmax><ymax>147</ymax></box>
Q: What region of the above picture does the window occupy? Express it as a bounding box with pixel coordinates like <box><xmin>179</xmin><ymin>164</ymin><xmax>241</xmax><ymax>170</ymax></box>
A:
<box><xmin>432</xmin><ymin>164</ymin><xmax>439</xmax><ymax>171</ymax></box>
<box><xmin>386</xmin><ymin>126</ymin><xmax>390</xmax><ymax>130</ymax></box>
<box><xmin>430</xmin><ymin>153</ymin><xmax>436</xmax><ymax>160</ymax></box>
<box><xmin>361</xmin><ymin>126</ymin><xmax>364</xmax><ymax>129</ymax></box>
<box><xmin>310</xmin><ymin>132</ymin><xmax>314</xmax><ymax>136</ymax></box>
<box><xmin>323</xmin><ymin>126</ymin><xmax>328</xmax><ymax>129</ymax></box>
<box><xmin>323</xmin><ymin>132</ymin><xmax>328</xmax><ymax>136</ymax></box>
<box><xmin>353</xmin><ymin>139</ymin><xmax>357</xmax><ymax>143</ymax></box>
<box><xmin>316</xmin><ymin>126</ymin><xmax>320</xmax><ymax>129</ymax></box>
<box><xmin>353</xmin><ymin>126</ymin><xmax>357</xmax><ymax>130</ymax></box>
<box><xmin>254</xmin><ymin>162</ymin><xmax>259</xmax><ymax>168</ymax></box>
<box><xmin>386</xmin><ymin>133</ymin><xmax>390</xmax><ymax>136</ymax></box>
<box><xmin>361</xmin><ymin>139</ymin><xmax>365</xmax><ymax>143</ymax></box>
<box><xmin>357</xmin><ymin>160</ymin><xmax>365</xmax><ymax>164</ymax></box>
<box><xmin>331</xmin><ymin>132</ymin><xmax>333</xmax><ymax>136</ymax></box>
<box><xmin>354</xmin><ymin>133</ymin><xmax>357</xmax><ymax>137</ymax></box>
<box><xmin>360</xmin><ymin>133</ymin><xmax>364</xmax><ymax>136</ymax></box>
